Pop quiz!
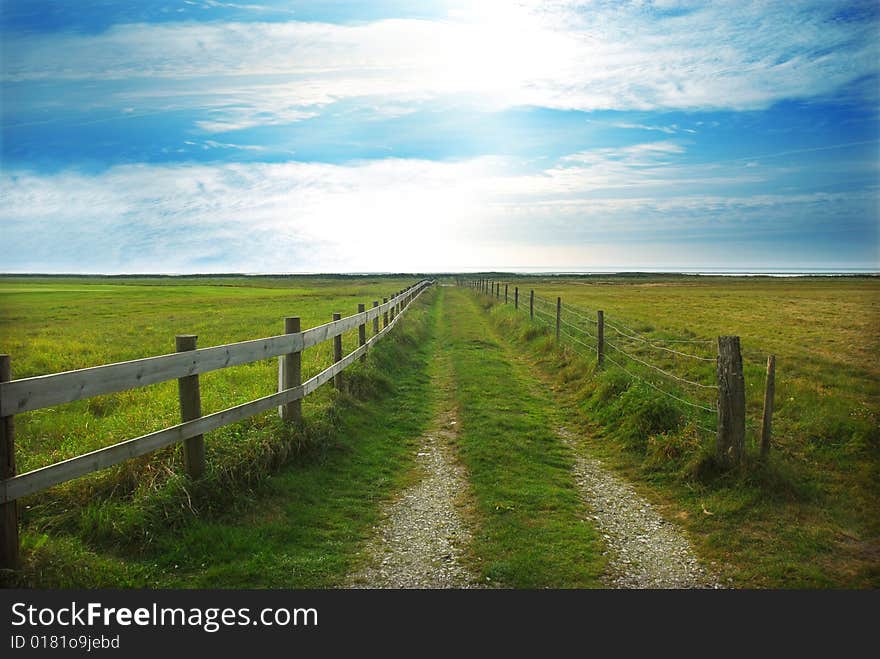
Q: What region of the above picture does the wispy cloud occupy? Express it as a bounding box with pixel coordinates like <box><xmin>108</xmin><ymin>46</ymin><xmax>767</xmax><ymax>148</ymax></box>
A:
<box><xmin>4</xmin><ymin>1</ymin><xmax>877</xmax><ymax>133</ymax></box>
<box><xmin>2</xmin><ymin>142</ymin><xmax>875</xmax><ymax>272</ymax></box>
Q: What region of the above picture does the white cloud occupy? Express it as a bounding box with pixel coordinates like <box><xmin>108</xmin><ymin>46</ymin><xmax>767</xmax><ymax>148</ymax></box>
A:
<box><xmin>2</xmin><ymin>142</ymin><xmax>875</xmax><ymax>273</ymax></box>
<box><xmin>3</xmin><ymin>0</ymin><xmax>877</xmax><ymax>131</ymax></box>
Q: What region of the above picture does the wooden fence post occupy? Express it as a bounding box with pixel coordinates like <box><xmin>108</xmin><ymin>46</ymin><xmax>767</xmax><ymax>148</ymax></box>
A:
<box><xmin>358</xmin><ymin>303</ymin><xmax>367</xmax><ymax>362</ymax></box>
<box><xmin>333</xmin><ymin>313</ymin><xmax>343</xmax><ymax>389</ymax></box>
<box><xmin>505</xmin><ymin>284</ymin><xmax>508</xmax><ymax>304</ymax></box>
<box><xmin>597</xmin><ymin>310</ymin><xmax>605</xmax><ymax>368</ymax></box>
<box><xmin>530</xmin><ymin>290</ymin><xmax>534</xmax><ymax>320</ymax></box>
<box><xmin>514</xmin><ymin>287</ymin><xmax>519</xmax><ymax>310</ymax></box>
<box><xmin>716</xmin><ymin>336</ymin><xmax>746</xmax><ymax>465</ymax></box>
<box><xmin>373</xmin><ymin>301</ymin><xmax>380</xmax><ymax>335</ymax></box>
<box><xmin>279</xmin><ymin>317</ymin><xmax>302</xmax><ymax>423</ymax></box>
<box><xmin>175</xmin><ymin>335</ymin><xmax>205</xmax><ymax>479</ymax></box>
<box><xmin>760</xmin><ymin>355</ymin><xmax>776</xmax><ymax>459</ymax></box>
<box><xmin>0</xmin><ymin>354</ymin><xmax>19</xmax><ymax>570</ymax></box>
<box><xmin>556</xmin><ymin>297</ymin><xmax>561</xmax><ymax>342</ymax></box>
<box><xmin>383</xmin><ymin>298</ymin><xmax>389</xmax><ymax>328</ymax></box>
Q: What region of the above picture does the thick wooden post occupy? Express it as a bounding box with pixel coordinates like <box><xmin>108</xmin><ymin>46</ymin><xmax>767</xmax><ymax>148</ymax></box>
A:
<box><xmin>716</xmin><ymin>336</ymin><xmax>746</xmax><ymax>465</ymax></box>
<box><xmin>760</xmin><ymin>355</ymin><xmax>776</xmax><ymax>459</ymax></box>
<box><xmin>497</xmin><ymin>283</ymin><xmax>500</xmax><ymax>300</ymax></box>
<box><xmin>383</xmin><ymin>298</ymin><xmax>389</xmax><ymax>328</ymax></box>
<box><xmin>556</xmin><ymin>297</ymin><xmax>561</xmax><ymax>342</ymax></box>
<box><xmin>176</xmin><ymin>335</ymin><xmax>205</xmax><ymax>479</ymax></box>
<box><xmin>0</xmin><ymin>354</ymin><xmax>19</xmax><ymax>570</ymax></box>
<box><xmin>515</xmin><ymin>287</ymin><xmax>519</xmax><ymax>310</ymax></box>
<box><xmin>530</xmin><ymin>290</ymin><xmax>534</xmax><ymax>320</ymax></box>
<box><xmin>333</xmin><ymin>313</ymin><xmax>343</xmax><ymax>389</ymax></box>
<box><xmin>597</xmin><ymin>310</ymin><xmax>605</xmax><ymax>368</ymax></box>
<box><xmin>372</xmin><ymin>301</ymin><xmax>380</xmax><ymax>335</ymax></box>
<box><xmin>505</xmin><ymin>284</ymin><xmax>508</xmax><ymax>304</ymax></box>
<box><xmin>358</xmin><ymin>303</ymin><xmax>367</xmax><ymax>362</ymax></box>
<box><xmin>279</xmin><ymin>317</ymin><xmax>302</xmax><ymax>423</ymax></box>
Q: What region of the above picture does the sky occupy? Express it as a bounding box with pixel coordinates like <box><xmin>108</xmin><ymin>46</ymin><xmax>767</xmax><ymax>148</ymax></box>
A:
<box><xmin>1</xmin><ymin>0</ymin><xmax>878</xmax><ymax>274</ymax></box>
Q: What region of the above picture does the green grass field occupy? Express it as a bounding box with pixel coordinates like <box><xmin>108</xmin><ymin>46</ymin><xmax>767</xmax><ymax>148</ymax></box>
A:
<box><xmin>0</xmin><ymin>275</ymin><xmax>426</xmax><ymax>584</ymax></box>
<box><xmin>1</xmin><ymin>274</ymin><xmax>877</xmax><ymax>588</ymax></box>
<box><xmin>466</xmin><ymin>275</ymin><xmax>880</xmax><ymax>587</ymax></box>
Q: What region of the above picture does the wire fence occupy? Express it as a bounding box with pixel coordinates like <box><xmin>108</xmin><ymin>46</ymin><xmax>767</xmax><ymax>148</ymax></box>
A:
<box><xmin>464</xmin><ymin>278</ymin><xmax>771</xmax><ymax>442</ymax></box>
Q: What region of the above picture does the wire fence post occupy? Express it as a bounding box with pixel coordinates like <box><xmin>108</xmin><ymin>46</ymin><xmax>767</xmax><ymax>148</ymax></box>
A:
<box><xmin>760</xmin><ymin>354</ymin><xmax>776</xmax><ymax>459</ymax></box>
<box><xmin>0</xmin><ymin>354</ymin><xmax>19</xmax><ymax>570</ymax></box>
<box><xmin>597</xmin><ymin>310</ymin><xmax>605</xmax><ymax>368</ymax></box>
<box><xmin>333</xmin><ymin>313</ymin><xmax>343</xmax><ymax>389</ymax></box>
<box><xmin>175</xmin><ymin>335</ymin><xmax>205</xmax><ymax>479</ymax></box>
<box><xmin>279</xmin><ymin>317</ymin><xmax>302</xmax><ymax>423</ymax></box>
<box><xmin>530</xmin><ymin>290</ymin><xmax>534</xmax><ymax>320</ymax></box>
<box><xmin>716</xmin><ymin>336</ymin><xmax>745</xmax><ymax>465</ymax></box>
<box><xmin>556</xmin><ymin>297</ymin><xmax>561</xmax><ymax>342</ymax></box>
<box><xmin>505</xmin><ymin>284</ymin><xmax>508</xmax><ymax>304</ymax></box>
<box><xmin>514</xmin><ymin>286</ymin><xmax>519</xmax><ymax>310</ymax></box>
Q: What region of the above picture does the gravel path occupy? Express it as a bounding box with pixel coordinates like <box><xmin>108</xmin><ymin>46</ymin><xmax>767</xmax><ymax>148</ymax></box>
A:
<box><xmin>557</xmin><ymin>427</ymin><xmax>721</xmax><ymax>589</ymax></box>
<box><xmin>344</xmin><ymin>409</ymin><xmax>480</xmax><ymax>589</ymax></box>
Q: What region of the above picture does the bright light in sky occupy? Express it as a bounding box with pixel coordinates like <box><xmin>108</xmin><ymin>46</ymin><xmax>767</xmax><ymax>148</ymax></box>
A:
<box><xmin>1</xmin><ymin>0</ymin><xmax>878</xmax><ymax>273</ymax></box>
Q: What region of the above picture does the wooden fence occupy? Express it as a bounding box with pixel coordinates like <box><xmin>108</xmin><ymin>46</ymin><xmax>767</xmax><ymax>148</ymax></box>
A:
<box><xmin>460</xmin><ymin>277</ymin><xmax>775</xmax><ymax>469</ymax></box>
<box><xmin>0</xmin><ymin>280</ymin><xmax>433</xmax><ymax>569</ymax></box>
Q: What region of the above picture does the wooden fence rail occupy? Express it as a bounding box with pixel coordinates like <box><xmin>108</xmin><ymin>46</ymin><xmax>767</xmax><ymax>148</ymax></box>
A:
<box><xmin>0</xmin><ymin>280</ymin><xmax>432</xmax><ymax>568</ymax></box>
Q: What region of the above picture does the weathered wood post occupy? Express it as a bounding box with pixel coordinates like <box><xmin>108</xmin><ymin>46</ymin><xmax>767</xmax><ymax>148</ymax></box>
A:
<box><xmin>358</xmin><ymin>303</ymin><xmax>367</xmax><ymax>362</ymax></box>
<box><xmin>175</xmin><ymin>335</ymin><xmax>205</xmax><ymax>479</ymax></box>
<box><xmin>530</xmin><ymin>290</ymin><xmax>534</xmax><ymax>320</ymax></box>
<box><xmin>333</xmin><ymin>313</ymin><xmax>343</xmax><ymax>389</ymax></box>
<box><xmin>0</xmin><ymin>354</ymin><xmax>19</xmax><ymax>570</ymax></box>
<box><xmin>279</xmin><ymin>317</ymin><xmax>302</xmax><ymax>423</ymax></box>
<box><xmin>556</xmin><ymin>297</ymin><xmax>561</xmax><ymax>342</ymax></box>
<box><xmin>716</xmin><ymin>336</ymin><xmax>746</xmax><ymax>465</ymax></box>
<box><xmin>383</xmin><ymin>298</ymin><xmax>389</xmax><ymax>328</ymax></box>
<box><xmin>505</xmin><ymin>284</ymin><xmax>508</xmax><ymax>304</ymax></box>
<box><xmin>760</xmin><ymin>355</ymin><xmax>776</xmax><ymax>459</ymax></box>
<box><xmin>390</xmin><ymin>296</ymin><xmax>396</xmax><ymax>322</ymax></box>
<box><xmin>514</xmin><ymin>286</ymin><xmax>519</xmax><ymax>310</ymax></box>
<box><xmin>372</xmin><ymin>301</ymin><xmax>380</xmax><ymax>335</ymax></box>
<box><xmin>597</xmin><ymin>310</ymin><xmax>605</xmax><ymax>368</ymax></box>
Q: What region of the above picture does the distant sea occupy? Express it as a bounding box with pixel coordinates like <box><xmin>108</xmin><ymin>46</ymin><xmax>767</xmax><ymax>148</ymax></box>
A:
<box><xmin>474</xmin><ymin>267</ymin><xmax>879</xmax><ymax>277</ymax></box>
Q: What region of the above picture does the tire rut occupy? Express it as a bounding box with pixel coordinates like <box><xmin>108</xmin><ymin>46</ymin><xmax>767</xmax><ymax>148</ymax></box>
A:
<box><xmin>557</xmin><ymin>426</ymin><xmax>722</xmax><ymax>588</ymax></box>
<box><xmin>344</xmin><ymin>406</ymin><xmax>480</xmax><ymax>588</ymax></box>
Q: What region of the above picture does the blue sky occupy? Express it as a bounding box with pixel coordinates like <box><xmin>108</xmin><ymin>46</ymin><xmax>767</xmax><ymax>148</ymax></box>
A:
<box><xmin>1</xmin><ymin>0</ymin><xmax>878</xmax><ymax>273</ymax></box>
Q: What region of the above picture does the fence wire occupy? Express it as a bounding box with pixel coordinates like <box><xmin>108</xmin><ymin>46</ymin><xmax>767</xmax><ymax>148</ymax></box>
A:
<box><xmin>468</xmin><ymin>279</ymin><xmax>720</xmax><ymax>436</ymax></box>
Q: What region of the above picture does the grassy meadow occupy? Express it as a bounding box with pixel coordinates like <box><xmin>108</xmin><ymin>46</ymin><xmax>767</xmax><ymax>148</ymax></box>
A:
<box><xmin>1</xmin><ymin>274</ymin><xmax>877</xmax><ymax>588</ymax></box>
<box><xmin>467</xmin><ymin>275</ymin><xmax>879</xmax><ymax>587</ymax></box>
<box><xmin>0</xmin><ymin>275</ymin><xmax>426</xmax><ymax>584</ymax></box>
<box><xmin>1</xmin><ymin>275</ymin><xmax>417</xmax><ymax>473</ymax></box>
